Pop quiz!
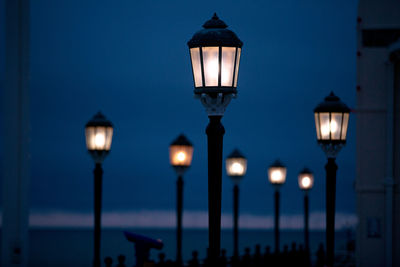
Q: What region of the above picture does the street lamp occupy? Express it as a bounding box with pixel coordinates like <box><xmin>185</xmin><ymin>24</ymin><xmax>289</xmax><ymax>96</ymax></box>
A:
<box><xmin>85</xmin><ymin>112</ymin><xmax>113</xmax><ymax>267</ymax></box>
<box><xmin>225</xmin><ymin>149</ymin><xmax>247</xmax><ymax>259</ymax></box>
<box><xmin>314</xmin><ymin>92</ymin><xmax>350</xmax><ymax>267</ymax></box>
<box><xmin>268</xmin><ymin>160</ymin><xmax>286</xmax><ymax>253</ymax></box>
<box><xmin>169</xmin><ymin>134</ymin><xmax>194</xmax><ymax>266</ymax></box>
<box><xmin>188</xmin><ymin>13</ymin><xmax>243</xmax><ymax>263</ymax></box>
<box><xmin>298</xmin><ymin>168</ymin><xmax>314</xmax><ymax>266</ymax></box>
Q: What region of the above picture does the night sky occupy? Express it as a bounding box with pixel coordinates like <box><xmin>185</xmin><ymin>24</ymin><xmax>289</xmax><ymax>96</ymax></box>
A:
<box><xmin>0</xmin><ymin>0</ymin><xmax>358</xmax><ymax>228</ymax></box>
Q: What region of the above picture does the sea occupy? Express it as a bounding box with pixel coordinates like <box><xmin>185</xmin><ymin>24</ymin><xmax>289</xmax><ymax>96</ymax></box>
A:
<box><xmin>5</xmin><ymin>228</ymin><xmax>352</xmax><ymax>267</ymax></box>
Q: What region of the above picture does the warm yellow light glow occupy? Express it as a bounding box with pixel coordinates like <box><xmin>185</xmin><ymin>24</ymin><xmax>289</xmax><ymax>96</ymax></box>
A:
<box><xmin>301</xmin><ymin>176</ymin><xmax>311</xmax><ymax>188</ymax></box>
<box><xmin>271</xmin><ymin>170</ymin><xmax>283</xmax><ymax>182</ymax></box>
<box><xmin>226</xmin><ymin>157</ymin><xmax>247</xmax><ymax>177</ymax></box>
<box><xmin>268</xmin><ymin>166</ymin><xmax>286</xmax><ymax>185</ymax></box>
<box><xmin>176</xmin><ymin>152</ymin><xmax>187</xmax><ymax>163</ymax></box>
<box><xmin>85</xmin><ymin>126</ymin><xmax>113</xmax><ymax>151</ymax></box>
<box><xmin>95</xmin><ymin>133</ymin><xmax>106</xmax><ymax>147</ymax></box>
<box><xmin>202</xmin><ymin>47</ymin><xmax>219</xmax><ymax>86</ymax></box>
<box><xmin>330</xmin><ymin>120</ymin><xmax>338</xmax><ymax>133</ymax></box>
<box><xmin>298</xmin><ymin>172</ymin><xmax>314</xmax><ymax>190</ymax></box>
<box><xmin>169</xmin><ymin>145</ymin><xmax>193</xmax><ymax>167</ymax></box>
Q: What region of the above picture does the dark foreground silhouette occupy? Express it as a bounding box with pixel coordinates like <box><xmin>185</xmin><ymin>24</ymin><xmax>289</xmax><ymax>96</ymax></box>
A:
<box><xmin>105</xmin><ymin>241</ymin><xmax>355</xmax><ymax>267</ymax></box>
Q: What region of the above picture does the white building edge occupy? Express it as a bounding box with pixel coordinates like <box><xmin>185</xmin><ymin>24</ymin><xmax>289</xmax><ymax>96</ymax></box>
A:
<box><xmin>356</xmin><ymin>0</ymin><xmax>400</xmax><ymax>266</ymax></box>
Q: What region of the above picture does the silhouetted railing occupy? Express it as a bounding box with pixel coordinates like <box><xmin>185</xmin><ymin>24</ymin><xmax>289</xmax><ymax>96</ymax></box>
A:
<box><xmin>104</xmin><ymin>240</ymin><xmax>355</xmax><ymax>267</ymax></box>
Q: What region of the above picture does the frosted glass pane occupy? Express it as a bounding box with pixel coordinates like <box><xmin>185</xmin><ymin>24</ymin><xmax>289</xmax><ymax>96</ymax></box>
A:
<box><xmin>341</xmin><ymin>113</ymin><xmax>349</xmax><ymax>140</ymax></box>
<box><xmin>234</xmin><ymin>48</ymin><xmax>241</xmax><ymax>87</ymax></box>
<box><xmin>319</xmin><ymin>113</ymin><xmax>330</xmax><ymax>140</ymax></box>
<box><xmin>314</xmin><ymin>113</ymin><xmax>321</xmax><ymax>140</ymax></box>
<box><xmin>221</xmin><ymin>47</ymin><xmax>236</xmax><ymax>86</ymax></box>
<box><xmin>331</xmin><ymin>113</ymin><xmax>343</xmax><ymax>140</ymax></box>
<box><xmin>169</xmin><ymin>145</ymin><xmax>194</xmax><ymax>167</ymax></box>
<box><xmin>202</xmin><ymin>47</ymin><xmax>219</xmax><ymax>86</ymax></box>
<box><xmin>190</xmin><ymin>48</ymin><xmax>203</xmax><ymax>87</ymax></box>
<box><xmin>85</xmin><ymin>126</ymin><xmax>113</xmax><ymax>151</ymax></box>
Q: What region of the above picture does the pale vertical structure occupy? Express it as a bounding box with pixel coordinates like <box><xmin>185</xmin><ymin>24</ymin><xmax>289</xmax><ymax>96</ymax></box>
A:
<box><xmin>2</xmin><ymin>0</ymin><xmax>31</xmax><ymax>266</ymax></box>
<box><xmin>356</xmin><ymin>1</ymin><xmax>400</xmax><ymax>267</ymax></box>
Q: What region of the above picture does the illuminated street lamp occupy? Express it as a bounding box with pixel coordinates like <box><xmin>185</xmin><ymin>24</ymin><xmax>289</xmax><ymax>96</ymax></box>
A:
<box><xmin>188</xmin><ymin>13</ymin><xmax>243</xmax><ymax>263</ymax></box>
<box><xmin>225</xmin><ymin>149</ymin><xmax>247</xmax><ymax>259</ymax></box>
<box><xmin>298</xmin><ymin>168</ymin><xmax>314</xmax><ymax>265</ymax></box>
<box><xmin>169</xmin><ymin>134</ymin><xmax>194</xmax><ymax>266</ymax></box>
<box><xmin>314</xmin><ymin>92</ymin><xmax>350</xmax><ymax>267</ymax></box>
<box><xmin>85</xmin><ymin>112</ymin><xmax>113</xmax><ymax>267</ymax></box>
<box><xmin>268</xmin><ymin>160</ymin><xmax>286</xmax><ymax>253</ymax></box>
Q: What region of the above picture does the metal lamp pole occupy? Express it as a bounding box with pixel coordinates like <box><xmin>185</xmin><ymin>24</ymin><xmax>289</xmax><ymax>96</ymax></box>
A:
<box><xmin>187</xmin><ymin>13</ymin><xmax>243</xmax><ymax>263</ymax></box>
<box><xmin>314</xmin><ymin>92</ymin><xmax>350</xmax><ymax>267</ymax></box>
<box><xmin>85</xmin><ymin>112</ymin><xmax>113</xmax><ymax>267</ymax></box>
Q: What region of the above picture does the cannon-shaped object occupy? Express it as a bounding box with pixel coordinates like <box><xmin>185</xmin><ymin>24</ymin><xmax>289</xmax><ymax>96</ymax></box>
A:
<box><xmin>124</xmin><ymin>231</ymin><xmax>163</xmax><ymax>267</ymax></box>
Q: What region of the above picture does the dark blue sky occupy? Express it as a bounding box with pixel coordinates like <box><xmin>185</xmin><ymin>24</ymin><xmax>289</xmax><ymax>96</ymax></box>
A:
<box><xmin>1</xmin><ymin>0</ymin><xmax>358</xmax><ymax>222</ymax></box>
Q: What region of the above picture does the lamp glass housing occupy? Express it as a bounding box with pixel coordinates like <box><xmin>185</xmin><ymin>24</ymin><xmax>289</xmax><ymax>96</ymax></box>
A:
<box><xmin>189</xmin><ymin>47</ymin><xmax>241</xmax><ymax>89</ymax></box>
<box><xmin>85</xmin><ymin>126</ymin><xmax>113</xmax><ymax>151</ymax></box>
<box><xmin>298</xmin><ymin>171</ymin><xmax>314</xmax><ymax>191</ymax></box>
<box><xmin>226</xmin><ymin>157</ymin><xmax>247</xmax><ymax>177</ymax></box>
<box><xmin>268</xmin><ymin>165</ymin><xmax>287</xmax><ymax>185</ymax></box>
<box><xmin>169</xmin><ymin>145</ymin><xmax>194</xmax><ymax>167</ymax></box>
<box><xmin>314</xmin><ymin>92</ymin><xmax>350</xmax><ymax>144</ymax></box>
<box><xmin>188</xmin><ymin>13</ymin><xmax>243</xmax><ymax>95</ymax></box>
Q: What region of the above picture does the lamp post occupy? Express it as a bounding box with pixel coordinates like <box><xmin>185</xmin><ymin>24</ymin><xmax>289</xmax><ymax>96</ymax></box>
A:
<box><xmin>314</xmin><ymin>92</ymin><xmax>350</xmax><ymax>267</ymax></box>
<box><xmin>188</xmin><ymin>14</ymin><xmax>243</xmax><ymax>262</ymax></box>
<box><xmin>225</xmin><ymin>149</ymin><xmax>247</xmax><ymax>260</ymax></box>
<box><xmin>169</xmin><ymin>134</ymin><xmax>194</xmax><ymax>266</ymax></box>
<box><xmin>298</xmin><ymin>168</ymin><xmax>314</xmax><ymax>266</ymax></box>
<box><xmin>268</xmin><ymin>160</ymin><xmax>286</xmax><ymax>254</ymax></box>
<box><xmin>85</xmin><ymin>112</ymin><xmax>113</xmax><ymax>267</ymax></box>
<box><xmin>187</xmin><ymin>13</ymin><xmax>243</xmax><ymax>263</ymax></box>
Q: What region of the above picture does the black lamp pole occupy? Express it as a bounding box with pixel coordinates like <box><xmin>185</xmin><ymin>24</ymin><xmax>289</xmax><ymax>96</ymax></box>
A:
<box><xmin>206</xmin><ymin>115</ymin><xmax>225</xmax><ymax>261</ymax></box>
<box><xmin>325</xmin><ymin>157</ymin><xmax>337</xmax><ymax>267</ymax></box>
<box><xmin>176</xmin><ymin>176</ymin><xmax>184</xmax><ymax>266</ymax></box>
<box><xmin>274</xmin><ymin>189</ymin><xmax>280</xmax><ymax>253</ymax></box>
<box><xmin>233</xmin><ymin>184</ymin><xmax>239</xmax><ymax>258</ymax></box>
<box><xmin>93</xmin><ymin>163</ymin><xmax>103</xmax><ymax>267</ymax></box>
<box><xmin>304</xmin><ymin>192</ymin><xmax>310</xmax><ymax>264</ymax></box>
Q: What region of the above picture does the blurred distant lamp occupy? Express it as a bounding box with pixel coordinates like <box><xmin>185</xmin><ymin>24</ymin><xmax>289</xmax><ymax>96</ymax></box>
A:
<box><xmin>169</xmin><ymin>134</ymin><xmax>194</xmax><ymax>175</ymax></box>
<box><xmin>314</xmin><ymin>92</ymin><xmax>350</xmax><ymax>267</ymax></box>
<box><xmin>298</xmin><ymin>168</ymin><xmax>314</xmax><ymax>191</ymax></box>
<box><xmin>298</xmin><ymin>168</ymin><xmax>314</xmax><ymax>263</ymax></box>
<box><xmin>169</xmin><ymin>134</ymin><xmax>193</xmax><ymax>266</ymax></box>
<box><xmin>268</xmin><ymin>160</ymin><xmax>287</xmax><ymax>186</ymax></box>
<box><xmin>85</xmin><ymin>111</ymin><xmax>113</xmax><ymax>267</ymax></box>
<box><xmin>187</xmin><ymin>13</ymin><xmax>243</xmax><ymax>263</ymax></box>
<box><xmin>268</xmin><ymin>159</ymin><xmax>286</xmax><ymax>253</ymax></box>
<box><xmin>85</xmin><ymin>112</ymin><xmax>113</xmax><ymax>164</ymax></box>
<box><xmin>226</xmin><ymin>149</ymin><xmax>247</xmax><ymax>180</ymax></box>
<box><xmin>225</xmin><ymin>149</ymin><xmax>246</xmax><ymax>259</ymax></box>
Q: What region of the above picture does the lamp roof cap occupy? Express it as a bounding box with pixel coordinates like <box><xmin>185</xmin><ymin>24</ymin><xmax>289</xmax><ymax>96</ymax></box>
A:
<box><xmin>170</xmin><ymin>134</ymin><xmax>193</xmax><ymax>147</ymax></box>
<box><xmin>188</xmin><ymin>13</ymin><xmax>243</xmax><ymax>48</ymax></box>
<box><xmin>314</xmin><ymin>91</ymin><xmax>350</xmax><ymax>113</ymax></box>
<box><xmin>270</xmin><ymin>159</ymin><xmax>285</xmax><ymax>168</ymax></box>
<box><xmin>227</xmin><ymin>149</ymin><xmax>246</xmax><ymax>159</ymax></box>
<box><xmin>86</xmin><ymin>111</ymin><xmax>113</xmax><ymax>127</ymax></box>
